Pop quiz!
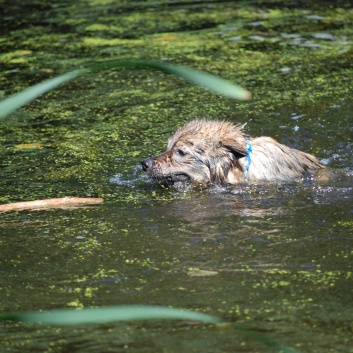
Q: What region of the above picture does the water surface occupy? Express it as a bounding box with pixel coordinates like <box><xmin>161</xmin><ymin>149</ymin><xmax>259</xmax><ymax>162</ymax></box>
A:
<box><xmin>1</xmin><ymin>1</ymin><xmax>353</xmax><ymax>352</ymax></box>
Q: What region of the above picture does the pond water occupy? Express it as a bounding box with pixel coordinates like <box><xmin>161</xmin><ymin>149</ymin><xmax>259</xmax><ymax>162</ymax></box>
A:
<box><xmin>1</xmin><ymin>1</ymin><xmax>353</xmax><ymax>352</ymax></box>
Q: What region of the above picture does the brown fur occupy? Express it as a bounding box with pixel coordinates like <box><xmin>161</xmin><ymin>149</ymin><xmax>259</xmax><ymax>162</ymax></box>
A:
<box><xmin>141</xmin><ymin>120</ymin><xmax>323</xmax><ymax>187</ymax></box>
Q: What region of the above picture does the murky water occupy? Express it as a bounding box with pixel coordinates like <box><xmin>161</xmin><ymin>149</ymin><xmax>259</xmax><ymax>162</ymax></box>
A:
<box><xmin>1</xmin><ymin>1</ymin><xmax>353</xmax><ymax>352</ymax></box>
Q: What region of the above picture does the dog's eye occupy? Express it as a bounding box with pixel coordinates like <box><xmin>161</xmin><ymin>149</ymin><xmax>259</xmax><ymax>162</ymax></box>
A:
<box><xmin>175</xmin><ymin>149</ymin><xmax>187</xmax><ymax>157</ymax></box>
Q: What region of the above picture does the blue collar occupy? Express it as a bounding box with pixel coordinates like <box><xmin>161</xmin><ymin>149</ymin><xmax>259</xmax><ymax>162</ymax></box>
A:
<box><xmin>243</xmin><ymin>138</ymin><xmax>252</xmax><ymax>181</ymax></box>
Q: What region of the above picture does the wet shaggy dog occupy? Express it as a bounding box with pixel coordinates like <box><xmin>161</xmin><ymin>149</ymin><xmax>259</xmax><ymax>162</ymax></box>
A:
<box><xmin>141</xmin><ymin>120</ymin><xmax>323</xmax><ymax>188</ymax></box>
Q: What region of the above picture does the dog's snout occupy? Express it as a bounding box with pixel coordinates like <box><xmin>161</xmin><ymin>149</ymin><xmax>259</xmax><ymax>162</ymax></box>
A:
<box><xmin>141</xmin><ymin>158</ymin><xmax>153</xmax><ymax>172</ymax></box>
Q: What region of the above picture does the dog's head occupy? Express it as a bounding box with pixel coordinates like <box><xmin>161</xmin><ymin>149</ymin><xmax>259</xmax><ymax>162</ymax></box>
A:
<box><xmin>141</xmin><ymin>120</ymin><xmax>248</xmax><ymax>188</ymax></box>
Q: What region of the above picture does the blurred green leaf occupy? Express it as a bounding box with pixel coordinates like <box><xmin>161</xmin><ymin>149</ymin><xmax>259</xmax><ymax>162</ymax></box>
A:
<box><xmin>88</xmin><ymin>60</ymin><xmax>252</xmax><ymax>100</ymax></box>
<box><xmin>0</xmin><ymin>69</ymin><xmax>86</xmax><ymax>119</ymax></box>
<box><xmin>0</xmin><ymin>305</ymin><xmax>221</xmax><ymax>325</ymax></box>
<box><xmin>0</xmin><ymin>59</ymin><xmax>251</xmax><ymax>119</ymax></box>
<box><xmin>0</xmin><ymin>305</ymin><xmax>299</xmax><ymax>352</ymax></box>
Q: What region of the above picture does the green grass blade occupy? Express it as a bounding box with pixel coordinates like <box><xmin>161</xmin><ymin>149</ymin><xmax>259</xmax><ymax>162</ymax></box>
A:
<box><xmin>0</xmin><ymin>306</ymin><xmax>299</xmax><ymax>352</ymax></box>
<box><xmin>0</xmin><ymin>305</ymin><xmax>221</xmax><ymax>325</ymax></box>
<box><xmin>87</xmin><ymin>59</ymin><xmax>252</xmax><ymax>100</ymax></box>
<box><xmin>0</xmin><ymin>69</ymin><xmax>86</xmax><ymax>119</ymax></box>
<box><xmin>0</xmin><ymin>59</ymin><xmax>250</xmax><ymax>120</ymax></box>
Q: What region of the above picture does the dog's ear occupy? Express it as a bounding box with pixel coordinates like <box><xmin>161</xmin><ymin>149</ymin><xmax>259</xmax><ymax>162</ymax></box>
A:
<box><xmin>220</xmin><ymin>138</ymin><xmax>247</xmax><ymax>158</ymax></box>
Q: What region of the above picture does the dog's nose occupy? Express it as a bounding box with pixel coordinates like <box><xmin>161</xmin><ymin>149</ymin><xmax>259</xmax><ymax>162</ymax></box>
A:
<box><xmin>141</xmin><ymin>158</ymin><xmax>153</xmax><ymax>171</ymax></box>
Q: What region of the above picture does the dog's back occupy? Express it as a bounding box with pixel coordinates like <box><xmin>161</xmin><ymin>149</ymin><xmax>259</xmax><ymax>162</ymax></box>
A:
<box><xmin>245</xmin><ymin>136</ymin><xmax>323</xmax><ymax>182</ymax></box>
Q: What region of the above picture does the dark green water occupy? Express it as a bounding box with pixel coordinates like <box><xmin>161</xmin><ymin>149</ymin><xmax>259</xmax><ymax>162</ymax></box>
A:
<box><xmin>1</xmin><ymin>1</ymin><xmax>353</xmax><ymax>352</ymax></box>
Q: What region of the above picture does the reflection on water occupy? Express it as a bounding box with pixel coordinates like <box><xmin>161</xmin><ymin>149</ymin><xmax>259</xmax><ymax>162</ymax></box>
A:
<box><xmin>2</xmin><ymin>174</ymin><xmax>352</xmax><ymax>352</ymax></box>
<box><xmin>1</xmin><ymin>178</ymin><xmax>352</xmax><ymax>353</ymax></box>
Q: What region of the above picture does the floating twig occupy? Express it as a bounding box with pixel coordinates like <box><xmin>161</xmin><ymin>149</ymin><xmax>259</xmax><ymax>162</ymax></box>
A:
<box><xmin>0</xmin><ymin>197</ymin><xmax>103</xmax><ymax>213</ymax></box>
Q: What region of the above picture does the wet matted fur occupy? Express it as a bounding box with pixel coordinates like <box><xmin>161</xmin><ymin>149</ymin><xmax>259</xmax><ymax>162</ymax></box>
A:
<box><xmin>141</xmin><ymin>120</ymin><xmax>323</xmax><ymax>188</ymax></box>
